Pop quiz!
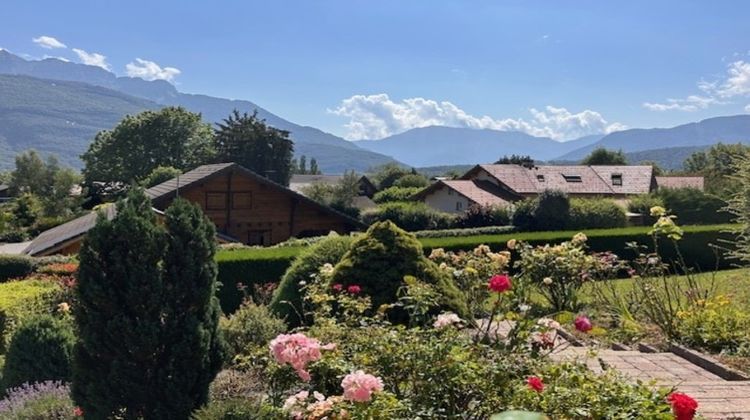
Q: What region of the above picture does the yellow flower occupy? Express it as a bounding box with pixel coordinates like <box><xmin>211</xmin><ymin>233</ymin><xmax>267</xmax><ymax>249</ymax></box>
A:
<box><xmin>650</xmin><ymin>206</ymin><xmax>666</xmax><ymax>217</ymax></box>
<box><xmin>506</xmin><ymin>239</ymin><xmax>517</xmax><ymax>250</ymax></box>
<box><xmin>57</xmin><ymin>302</ymin><xmax>70</xmax><ymax>313</ymax></box>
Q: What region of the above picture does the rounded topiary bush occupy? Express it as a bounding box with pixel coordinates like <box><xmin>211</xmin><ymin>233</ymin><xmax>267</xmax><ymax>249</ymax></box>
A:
<box><xmin>568</xmin><ymin>198</ymin><xmax>626</xmax><ymax>229</ymax></box>
<box><xmin>329</xmin><ymin>221</ymin><xmax>467</xmax><ymax>318</ymax></box>
<box><xmin>0</xmin><ymin>255</ymin><xmax>36</xmax><ymax>282</ymax></box>
<box><xmin>221</xmin><ymin>302</ymin><xmax>286</xmax><ymax>360</ymax></box>
<box><xmin>531</xmin><ymin>189</ymin><xmax>570</xmax><ymax>231</ymax></box>
<box><xmin>1</xmin><ymin>315</ymin><xmax>75</xmax><ymax>391</ymax></box>
<box><xmin>270</xmin><ymin>234</ymin><xmax>354</xmax><ymax>327</ymax></box>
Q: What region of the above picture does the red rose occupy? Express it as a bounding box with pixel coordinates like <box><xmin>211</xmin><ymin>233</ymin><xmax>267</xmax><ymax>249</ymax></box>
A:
<box><xmin>668</xmin><ymin>392</ymin><xmax>698</xmax><ymax>420</ymax></box>
<box><xmin>347</xmin><ymin>285</ymin><xmax>362</xmax><ymax>295</ymax></box>
<box><xmin>526</xmin><ymin>376</ymin><xmax>544</xmax><ymax>392</ymax></box>
<box><xmin>488</xmin><ymin>274</ymin><xmax>512</xmax><ymax>293</ymax></box>
<box><xmin>73</xmin><ymin>407</ymin><xmax>84</xmax><ymax>417</ymax></box>
<box><xmin>574</xmin><ymin>315</ymin><xmax>593</xmax><ymax>333</ymax></box>
<box><xmin>332</xmin><ymin>283</ymin><xmax>344</xmax><ymax>292</ymax></box>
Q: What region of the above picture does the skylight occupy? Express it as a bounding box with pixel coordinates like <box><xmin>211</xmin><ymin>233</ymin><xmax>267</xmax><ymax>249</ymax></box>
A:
<box><xmin>536</xmin><ymin>174</ymin><xmax>545</xmax><ymax>182</ymax></box>
<box><xmin>611</xmin><ymin>174</ymin><xmax>623</xmax><ymax>186</ymax></box>
<box><xmin>562</xmin><ymin>174</ymin><xmax>582</xmax><ymax>183</ymax></box>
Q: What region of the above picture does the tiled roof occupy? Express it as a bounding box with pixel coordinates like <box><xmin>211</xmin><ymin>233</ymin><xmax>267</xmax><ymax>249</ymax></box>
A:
<box><xmin>146</xmin><ymin>163</ymin><xmax>235</xmax><ymax>201</ymax></box>
<box><xmin>469</xmin><ymin>164</ymin><xmax>655</xmax><ymax>195</ymax></box>
<box><xmin>24</xmin><ymin>204</ymin><xmax>117</xmax><ymax>257</ymax></box>
<box><xmin>414</xmin><ymin>179</ymin><xmax>518</xmax><ymax>206</ymax></box>
<box><xmin>655</xmin><ymin>176</ymin><xmax>705</xmax><ymax>190</ymax></box>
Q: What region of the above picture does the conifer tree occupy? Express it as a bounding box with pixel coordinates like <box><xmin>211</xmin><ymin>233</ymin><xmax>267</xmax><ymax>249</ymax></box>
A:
<box><xmin>73</xmin><ymin>189</ymin><xmax>224</xmax><ymax>419</ymax></box>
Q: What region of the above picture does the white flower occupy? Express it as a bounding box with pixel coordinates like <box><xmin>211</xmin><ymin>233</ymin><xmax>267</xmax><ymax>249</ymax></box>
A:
<box><xmin>537</xmin><ymin>317</ymin><xmax>561</xmax><ymax>330</ymax></box>
<box><xmin>453</xmin><ymin>270</ymin><xmax>463</xmax><ymax>278</ymax></box>
<box><xmin>319</xmin><ymin>263</ymin><xmax>334</xmax><ymax>276</ymax></box>
<box><xmin>433</xmin><ymin>312</ymin><xmax>462</xmax><ymax>329</ymax></box>
<box><xmin>572</xmin><ymin>232</ymin><xmax>588</xmax><ymax>244</ymax></box>
<box><xmin>542</xmin><ymin>277</ymin><xmax>553</xmax><ymax>285</ymax></box>
<box><xmin>518</xmin><ymin>304</ymin><xmax>531</xmax><ymax>313</ymax></box>
<box><xmin>439</xmin><ymin>262</ymin><xmax>448</xmax><ymax>270</ymax></box>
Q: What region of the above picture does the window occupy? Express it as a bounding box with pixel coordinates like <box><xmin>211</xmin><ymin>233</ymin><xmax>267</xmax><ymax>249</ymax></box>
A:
<box><xmin>562</xmin><ymin>174</ymin><xmax>582</xmax><ymax>183</ymax></box>
<box><xmin>205</xmin><ymin>192</ymin><xmax>227</xmax><ymax>210</ymax></box>
<box><xmin>536</xmin><ymin>174</ymin><xmax>545</xmax><ymax>182</ymax></box>
<box><xmin>611</xmin><ymin>174</ymin><xmax>623</xmax><ymax>186</ymax></box>
<box><xmin>247</xmin><ymin>230</ymin><xmax>270</xmax><ymax>246</ymax></box>
<box><xmin>232</xmin><ymin>192</ymin><xmax>252</xmax><ymax>209</ymax></box>
<box><xmin>456</xmin><ymin>201</ymin><xmax>463</xmax><ymax>211</ymax></box>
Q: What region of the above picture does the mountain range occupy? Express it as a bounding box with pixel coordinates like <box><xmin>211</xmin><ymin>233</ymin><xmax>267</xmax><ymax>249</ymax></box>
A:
<box><xmin>2</xmin><ymin>49</ymin><xmax>750</xmax><ymax>174</ymax></box>
<box><xmin>0</xmin><ymin>50</ymin><xmax>396</xmax><ymax>173</ymax></box>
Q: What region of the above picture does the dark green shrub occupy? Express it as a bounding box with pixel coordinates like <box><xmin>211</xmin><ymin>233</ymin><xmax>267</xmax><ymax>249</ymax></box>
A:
<box><xmin>330</xmin><ymin>221</ymin><xmax>468</xmax><ymax>318</ymax></box>
<box><xmin>413</xmin><ymin>225</ymin><xmax>515</xmax><ymax>238</ymax></box>
<box><xmin>532</xmin><ymin>189</ymin><xmax>570</xmax><ymax>231</ymax></box>
<box><xmin>0</xmin><ymin>255</ymin><xmax>36</xmax><ymax>282</ymax></box>
<box><xmin>73</xmin><ymin>191</ymin><xmax>224</xmax><ymax>419</ymax></box>
<box><xmin>453</xmin><ymin>204</ymin><xmax>510</xmax><ymax>228</ymax></box>
<box><xmin>221</xmin><ymin>302</ymin><xmax>286</xmax><ymax>360</ymax></box>
<box><xmin>627</xmin><ymin>194</ymin><xmax>664</xmax><ymax>225</ymax></box>
<box><xmin>393</xmin><ymin>174</ymin><xmax>429</xmax><ymax>188</ymax></box>
<box><xmin>1</xmin><ymin>315</ymin><xmax>75</xmax><ymax>391</ymax></box>
<box><xmin>0</xmin><ymin>229</ymin><xmax>29</xmax><ymax>243</ymax></box>
<box><xmin>567</xmin><ymin>198</ymin><xmax>626</xmax><ymax>230</ymax></box>
<box><xmin>269</xmin><ymin>235</ymin><xmax>354</xmax><ymax>326</ymax></box>
<box><xmin>372</xmin><ymin>186</ymin><xmax>422</xmax><ymax>203</ymax></box>
<box><xmin>362</xmin><ymin>202</ymin><xmax>455</xmax><ymax>231</ymax></box>
<box><xmin>510</xmin><ymin>199</ymin><xmax>536</xmax><ymax>231</ymax></box>
<box><xmin>215</xmin><ymin>247</ymin><xmax>302</xmax><ymax>314</ymax></box>
<box><xmin>191</xmin><ymin>398</ymin><xmax>283</xmax><ymax>420</ymax></box>
<box><xmin>657</xmin><ymin>188</ymin><xmax>731</xmax><ymax>224</ymax></box>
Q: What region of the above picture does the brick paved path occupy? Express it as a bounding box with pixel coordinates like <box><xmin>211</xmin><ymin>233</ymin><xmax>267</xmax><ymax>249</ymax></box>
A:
<box><xmin>552</xmin><ymin>347</ymin><xmax>750</xmax><ymax>419</ymax></box>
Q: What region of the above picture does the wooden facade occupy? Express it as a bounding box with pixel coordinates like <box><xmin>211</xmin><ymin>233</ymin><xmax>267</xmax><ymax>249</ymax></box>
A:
<box><xmin>152</xmin><ymin>167</ymin><xmax>358</xmax><ymax>246</ymax></box>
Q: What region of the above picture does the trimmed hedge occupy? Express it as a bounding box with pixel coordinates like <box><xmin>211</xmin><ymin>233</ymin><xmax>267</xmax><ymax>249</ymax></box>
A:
<box><xmin>0</xmin><ymin>255</ymin><xmax>36</xmax><ymax>283</ymax></box>
<box><xmin>0</xmin><ymin>279</ymin><xmax>62</xmax><ymax>353</ymax></box>
<box><xmin>567</xmin><ymin>198</ymin><xmax>626</xmax><ymax>230</ymax></box>
<box><xmin>362</xmin><ymin>202</ymin><xmax>455</xmax><ymax>231</ymax></box>
<box><xmin>215</xmin><ymin>247</ymin><xmax>303</xmax><ymax>314</ymax></box>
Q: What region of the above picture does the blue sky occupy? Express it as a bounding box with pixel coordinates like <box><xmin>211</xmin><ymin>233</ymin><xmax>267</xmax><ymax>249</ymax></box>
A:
<box><xmin>2</xmin><ymin>0</ymin><xmax>750</xmax><ymax>140</ymax></box>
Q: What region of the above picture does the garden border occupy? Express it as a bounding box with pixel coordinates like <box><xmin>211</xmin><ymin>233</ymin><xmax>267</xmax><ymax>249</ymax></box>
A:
<box><xmin>669</xmin><ymin>343</ymin><xmax>750</xmax><ymax>381</ymax></box>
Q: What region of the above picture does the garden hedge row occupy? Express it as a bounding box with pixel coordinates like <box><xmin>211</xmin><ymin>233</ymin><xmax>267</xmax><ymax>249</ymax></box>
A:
<box><xmin>215</xmin><ymin>246</ymin><xmax>304</xmax><ymax>314</ymax></box>
<box><xmin>213</xmin><ymin>224</ymin><xmax>737</xmax><ymax>314</ymax></box>
<box><xmin>0</xmin><ymin>279</ymin><xmax>62</xmax><ymax>353</ymax></box>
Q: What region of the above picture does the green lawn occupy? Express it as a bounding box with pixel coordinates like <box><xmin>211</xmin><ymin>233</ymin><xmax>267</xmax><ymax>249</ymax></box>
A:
<box><xmin>579</xmin><ymin>268</ymin><xmax>750</xmax><ymax>311</ymax></box>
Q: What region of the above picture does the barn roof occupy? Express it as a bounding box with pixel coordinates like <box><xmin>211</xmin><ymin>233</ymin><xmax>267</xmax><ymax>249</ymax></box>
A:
<box><xmin>655</xmin><ymin>176</ymin><xmax>705</xmax><ymax>190</ymax></box>
<box><xmin>24</xmin><ymin>204</ymin><xmax>117</xmax><ymax>257</ymax></box>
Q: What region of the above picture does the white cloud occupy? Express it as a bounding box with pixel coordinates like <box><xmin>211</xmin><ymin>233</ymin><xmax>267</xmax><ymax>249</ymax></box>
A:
<box><xmin>644</xmin><ymin>59</ymin><xmax>750</xmax><ymax>112</ymax></box>
<box><xmin>72</xmin><ymin>48</ymin><xmax>110</xmax><ymax>70</ymax></box>
<box><xmin>745</xmin><ymin>104</ymin><xmax>750</xmax><ymax>113</ymax></box>
<box><xmin>43</xmin><ymin>55</ymin><xmax>69</xmax><ymax>62</ymax></box>
<box><xmin>32</xmin><ymin>36</ymin><xmax>66</xmax><ymax>49</ymax></box>
<box><xmin>330</xmin><ymin>94</ymin><xmax>624</xmax><ymax>141</ymax></box>
<box><xmin>125</xmin><ymin>58</ymin><xmax>181</xmax><ymax>82</ymax></box>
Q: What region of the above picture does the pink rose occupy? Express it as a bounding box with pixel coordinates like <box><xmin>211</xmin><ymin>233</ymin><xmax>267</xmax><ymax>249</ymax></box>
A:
<box><xmin>347</xmin><ymin>285</ymin><xmax>362</xmax><ymax>295</ymax></box>
<box><xmin>332</xmin><ymin>283</ymin><xmax>343</xmax><ymax>292</ymax></box>
<box><xmin>488</xmin><ymin>274</ymin><xmax>512</xmax><ymax>293</ymax></box>
<box><xmin>269</xmin><ymin>333</ymin><xmax>335</xmax><ymax>381</ymax></box>
<box><xmin>341</xmin><ymin>370</ymin><xmax>384</xmax><ymax>402</ymax></box>
<box><xmin>574</xmin><ymin>315</ymin><xmax>593</xmax><ymax>333</ymax></box>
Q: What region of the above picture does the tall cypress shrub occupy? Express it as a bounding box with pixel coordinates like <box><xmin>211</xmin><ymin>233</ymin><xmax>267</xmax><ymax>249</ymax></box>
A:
<box><xmin>72</xmin><ymin>190</ymin><xmax>224</xmax><ymax>419</ymax></box>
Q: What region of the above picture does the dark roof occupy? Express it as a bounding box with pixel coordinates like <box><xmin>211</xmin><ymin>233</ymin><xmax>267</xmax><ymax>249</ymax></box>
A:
<box><xmin>413</xmin><ymin>179</ymin><xmax>519</xmax><ymax>206</ymax></box>
<box><xmin>655</xmin><ymin>176</ymin><xmax>705</xmax><ymax>190</ymax></box>
<box><xmin>465</xmin><ymin>164</ymin><xmax>655</xmax><ymax>195</ymax></box>
<box><xmin>145</xmin><ymin>162</ymin><xmax>363</xmax><ymax>227</ymax></box>
<box><xmin>24</xmin><ymin>204</ymin><xmax>117</xmax><ymax>257</ymax></box>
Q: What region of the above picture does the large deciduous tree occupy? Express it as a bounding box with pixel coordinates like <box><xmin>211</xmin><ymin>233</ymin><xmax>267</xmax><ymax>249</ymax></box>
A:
<box><xmin>9</xmin><ymin>150</ymin><xmax>81</xmax><ymax>219</ymax></box>
<box><xmin>73</xmin><ymin>189</ymin><xmax>224</xmax><ymax>419</ymax></box>
<box><xmin>580</xmin><ymin>148</ymin><xmax>627</xmax><ymax>165</ymax></box>
<box><xmin>213</xmin><ymin>110</ymin><xmax>294</xmax><ymax>185</ymax></box>
<box><xmin>81</xmin><ymin>107</ymin><xmax>214</xmax><ymax>187</ymax></box>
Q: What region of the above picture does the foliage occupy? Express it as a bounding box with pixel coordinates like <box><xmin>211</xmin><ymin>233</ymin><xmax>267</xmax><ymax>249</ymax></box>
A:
<box><xmin>0</xmin><ymin>255</ymin><xmax>36</xmax><ymax>282</ymax></box>
<box><xmin>656</xmin><ymin>187</ymin><xmax>730</xmax><ymax>225</ymax></box>
<box><xmin>676</xmin><ymin>295</ymin><xmax>750</xmax><ymax>353</ymax></box>
<box><xmin>213</xmin><ymin>109</ymin><xmax>294</xmax><ymax>186</ymax></box>
<box><xmin>495</xmin><ymin>155</ymin><xmax>535</xmax><ymax>167</ymax></box>
<box><xmin>191</xmin><ymin>398</ymin><xmax>283</xmax><ymax>420</ymax></box>
<box><xmin>512</xmin><ymin>191</ymin><xmax>574</xmax><ymax>232</ymax></box>
<box><xmin>11</xmin><ymin>193</ymin><xmax>41</xmax><ymax>228</ymax></box>
<box><xmin>221</xmin><ymin>302</ymin><xmax>286</xmax><ymax>361</ymax></box>
<box><xmin>329</xmin><ymin>221</ymin><xmax>467</xmax><ymax>319</ymax></box>
<box><xmin>682</xmin><ymin>142</ymin><xmax>750</xmax><ymax>198</ymax></box>
<box><xmin>580</xmin><ymin>148</ymin><xmax>628</xmax><ymax>165</ymax></box>
<box><xmin>73</xmin><ymin>190</ymin><xmax>224</xmax><ymax>419</ymax></box>
<box><xmin>362</xmin><ymin>202</ymin><xmax>455</xmax><ymax>231</ymax></box>
<box><xmin>627</xmin><ymin>194</ymin><xmax>664</xmax><ymax>220</ymax></box>
<box><xmin>81</xmin><ymin>106</ymin><xmax>215</xmax><ymax>187</ymax></box>
<box><xmin>567</xmin><ymin>198</ymin><xmax>626</xmax><ymax>229</ymax></box>
<box><xmin>141</xmin><ymin>165</ymin><xmax>181</xmax><ymax>188</ymax></box>
<box><xmin>1</xmin><ymin>315</ymin><xmax>75</xmax><ymax>392</ymax></box>
<box><xmin>216</xmin><ymin>246</ymin><xmax>302</xmax><ymax>314</ymax></box>
<box><xmin>9</xmin><ymin>150</ymin><xmax>81</xmax><ymax>219</ymax></box>
<box><xmin>372</xmin><ymin>186</ymin><xmax>422</xmax><ymax>203</ymax></box>
<box><xmin>393</xmin><ymin>173</ymin><xmax>429</xmax><ymax>188</ymax></box>
<box><xmin>727</xmin><ymin>152</ymin><xmax>750</xmax><ymax>264</ymax></box>
<box><xmin>291</xmin><ymin>155</ymin><xmax>322</xmax><ymax>175</ymax></box>
<box><xmin>412</xmin><ymin>225</ymin><xmax>515</xmax><ymax>238</ymax></box>
<box><xmin>0</xmin><ymin>381</ymin><xmax>76</xmax><ymax>420</ymax></box>
<box><xmin>510</xmin><ymin>199</ymin><xmax>536</xmax><ymax>231</ymax></box>
<box><xmin>515</xmin><ymin>233</ymin><xmax>620</xmax><ymax>312</ymax></box>
<box><xmin>453</xmin><ymin>204</ymin><xmax>511</xmax><ymax>228</ymax></box>
<box><xmin>270</xmin><ymin>235</ymin><xmax>354</xmax><ymax>327</ymax></box>
<box><xmin>507</xmin><ymin>363</ymin><xmax>672</xmax><ymax>419</ymax></box>
<box><xmin>371</xmin><ymin>163</ymin><xmax>411</xmax><ymax>190</ymax></box>
<box><xmin>300</xmin><ymin>171</ymin><xmax>361</xmax><ymax>218</ymax></box>
<box><xmin>0</xmin><ymin>279</ymin><xmax>62</xmax><ymax>354</ymax></box>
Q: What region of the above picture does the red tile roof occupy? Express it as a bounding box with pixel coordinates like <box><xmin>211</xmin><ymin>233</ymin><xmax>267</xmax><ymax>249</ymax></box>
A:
<box><xmin>413</xmin><ymin>179</ymin><xmax>518</xmax><ymax>206</ymax></box>
<box><xmin>655</xmin><ymin>176</ymin><xmax>705</xmax><ymax>190</ymax></box>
